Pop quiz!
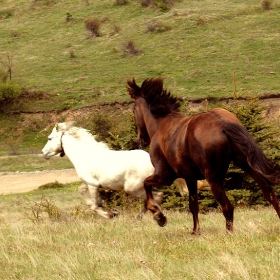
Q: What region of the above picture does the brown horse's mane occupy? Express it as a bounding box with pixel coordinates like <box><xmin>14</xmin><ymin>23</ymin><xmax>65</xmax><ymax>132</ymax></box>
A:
<box><xmin>128</xmin><ymin>77</ymin><xmax>182</xmax><ymax>117</ymax></box>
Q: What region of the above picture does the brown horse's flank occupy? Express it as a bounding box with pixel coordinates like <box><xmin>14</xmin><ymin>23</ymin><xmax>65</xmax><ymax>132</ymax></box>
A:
<box><xmin>127</xmin><ymin>77</ymin><xmax>280</xmax><ymax>234</ymax></box>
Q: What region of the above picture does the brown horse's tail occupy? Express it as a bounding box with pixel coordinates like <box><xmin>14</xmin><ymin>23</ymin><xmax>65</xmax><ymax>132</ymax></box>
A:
<box><xmin>223</xmin><ymin>123</ymin><xmax>280</xmax><ymax>185</ymax></box>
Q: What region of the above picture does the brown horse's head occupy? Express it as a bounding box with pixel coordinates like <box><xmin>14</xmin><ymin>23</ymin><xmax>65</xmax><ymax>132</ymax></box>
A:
<box><xmin>127</xmin><ymin>77</ymin><xmax>181</xmax><ymax>147</ymax></box>
<box><xmin>127</xmin><ymin>78</ymin><xmax>150</xmax><ymax>147</ymax></box>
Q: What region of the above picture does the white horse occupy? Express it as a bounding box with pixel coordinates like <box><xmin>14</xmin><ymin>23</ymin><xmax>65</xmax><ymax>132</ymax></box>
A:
<box><xmin>42</xmin><ymin>122</ymin><xmax>166</xmax><ymax>219</ymax></box>
<box><xmin>42</xmin><ymin>123</ymin><xmax>210</xmax><ymax>219</ymax></box>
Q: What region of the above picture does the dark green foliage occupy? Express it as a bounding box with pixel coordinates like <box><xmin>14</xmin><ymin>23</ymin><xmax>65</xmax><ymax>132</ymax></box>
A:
<box><xmin>0</xmin><ymin>82</ymin><xmax>21</xmax><ymax>106</ymax></box>
<box><xmin>66</xmin><ymin>12</ymin><xmax>73</xmax><ymax>23</ymax></box>
<box><xmin>224</xmin><ymin>94</ymin><xmax>280</xmax><ymax>192</ymax></box>
<box><xmin>99</xmin><ymin>188</ymin><xmax>141</xmax><ymax>213</ymax></box>
<box><xmin>38</xmin><ymin>181</ymin><xmax>64</xmax><ymax>190</ymax></box>
<box><xmin>106</xmin><ymin>113</ymin><xmax>139</xmax><ymax>150</ymax></box>
<box><xmin>76</xmin><ymin>113</ymin><xmax>113</xmax><ymax>142</ymax></box>
<box><xmin>76</xmin><ymin>111</ymin><xmax>138</xmax><ymax>150</ymax></box>
<box><xmin>161</xmin><ymin>183</ymin><xmax>187</xmax><ymax>210</ymax></box>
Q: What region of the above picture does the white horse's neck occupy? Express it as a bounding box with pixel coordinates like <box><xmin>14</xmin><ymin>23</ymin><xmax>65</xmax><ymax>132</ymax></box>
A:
<box><xmin>60</xmin><ymin>127</ymin><xmax>109</xmax><ymax>169</ymax></box>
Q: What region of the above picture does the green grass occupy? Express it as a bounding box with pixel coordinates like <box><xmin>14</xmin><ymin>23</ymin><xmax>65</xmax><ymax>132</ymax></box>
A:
<box><xmin>0</xmin><ymin>185</ymin><xmax>280</xmax><ymax>279</ymax></box>
<box><xmin>0</xmin><ymin>0</ymin><xmax>280</xmax><ymax>154</ymax></box>
<box><xmin>0</xmin><ymin>0</ymin><xmax>280</xmax><ymax>103</ymax></box>
<box><xmin>0</xmin><ymin>154</ymin><xmax>73</xmax><ymax>172</ymax></box>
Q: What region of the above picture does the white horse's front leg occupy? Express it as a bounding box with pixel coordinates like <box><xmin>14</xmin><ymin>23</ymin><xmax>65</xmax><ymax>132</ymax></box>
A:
<box><xmin>79</xmin><ymin>184</ymin><xmax>93</xmax><ymax>206</ymax></box>
<box><xmin>87</xmin><ymin>185</ymin><xmax>116</xmax><ymax>219</ymax></box>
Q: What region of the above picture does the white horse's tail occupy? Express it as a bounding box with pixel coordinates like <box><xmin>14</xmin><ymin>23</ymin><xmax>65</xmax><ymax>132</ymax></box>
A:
<box><xmin>174</xmin><ymin>178</ymin><xmax>210</xmax><ymax>197</ymax></box>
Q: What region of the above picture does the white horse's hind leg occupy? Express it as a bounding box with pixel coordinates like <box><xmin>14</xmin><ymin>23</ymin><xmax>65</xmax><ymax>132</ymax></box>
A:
<box><xmin>87</xmin><ymin>185</ymin><xmax>116</xmax><ymax>219</ymax></box>
<box><xmin>79</xmin><ymin>184</ymin><xmax>104</xmax><ymax>207</ymax></box>
<box><xmin>154</xmin><ymin>191</ymin><xmax>163</xmax><ymax>205</ymax></box>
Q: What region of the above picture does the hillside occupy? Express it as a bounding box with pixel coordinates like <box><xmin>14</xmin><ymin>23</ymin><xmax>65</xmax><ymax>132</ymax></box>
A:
<box><xmin>0</xmin><ymin>0</ymin><xmax>280</xmax><ymax>155</ymax></box>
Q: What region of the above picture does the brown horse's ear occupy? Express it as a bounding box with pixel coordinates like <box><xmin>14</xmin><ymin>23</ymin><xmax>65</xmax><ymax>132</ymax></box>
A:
<box><xmin>126</xmin><ymin>78</ymin><xmax>141</xmax><ymax>99</ymax></box>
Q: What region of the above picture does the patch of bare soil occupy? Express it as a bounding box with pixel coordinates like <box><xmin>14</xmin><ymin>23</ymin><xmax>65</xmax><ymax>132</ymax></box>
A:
<box><xmin>0</xmin><ymin>169</ymin><xmax>80</xmax><ymax>195</ymax></box>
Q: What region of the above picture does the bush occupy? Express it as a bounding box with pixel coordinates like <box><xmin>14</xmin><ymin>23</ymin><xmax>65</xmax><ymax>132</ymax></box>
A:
<box><xmin>0</xmin><ymin>82</ymin><xmax>21</xmax><ymax>103</ymax></box>
<box><xmin>106</xmin><ymin>112</ymin><xmax>139</xmax><ymax>150</ymax></box>
<box><xmin>23</xmin><ymin>195</ymin><xmax>62</xmax><ymax>224</ymax></box>
<box><xmin>121</xmin><ymin>39</ymin><xmax>142</xmax><ymax>57</ymax></box>
<box><xmin>84</xmin><ymin>18</ymin><xmax>101</xmax><ymax>37</ymax></box>
<box><xmin>114</xmin><ymin>0</ymin><xmax>129</xmax><ymax>5</ymax></box>
<box><xmin>220</xmin><ymin>74</ymin><xmax>280</xmax><ymax>207</ymax></box>
<box><xmin>261</xmin><ymin>0</ymin><xmax>273</xmax><ymax>10</ymax></box>
<box><xmin>147</xmin><ymin>20</ymin><xmax>171</xmax><ymax>33</ymax></box>
<box><xmin>140</xmin><ymin>0</ymin><xmax>152</xmax><ymax>7</ymax></box>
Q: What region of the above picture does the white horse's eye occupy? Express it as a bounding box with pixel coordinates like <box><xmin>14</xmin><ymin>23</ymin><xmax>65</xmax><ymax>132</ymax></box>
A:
<box><xmin>48</xmin><ymin>137</ymin><xmax>52</xmax><ymax>141</ymax></box>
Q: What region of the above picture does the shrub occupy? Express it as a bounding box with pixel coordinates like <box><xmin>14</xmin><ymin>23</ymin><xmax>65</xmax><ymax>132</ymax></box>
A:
<box><xmin>197</xmin><ymin>18</ymin><xmax>205</xmax><ymax>26</ymax></box>
<box><xmin>84</xmin><ymin>18</ymin><xmax>101</xmax><ymax>37</ymax></box>
<box><xmin>23</xmin><ymin>195</ymin><xmax>63</xmax><ymax>223</ymax></box>
<box><xmin>69</xmin><ymin>49</ymin><xmax>75</xmax><ymax>58</ymax></box>
<box><xmin>121</xmin><ymin>39</ymin><xmax>142</xmax><ymax>57</ymax></box>
<box><xmin>114</xmin><ymin>0</ymin><xmax>129</xmax><ymax>5</ymax></box>
<box><xmin>0</xmin><ymin>82</ymin><xmax>21</xmax><ymax>103</ymax></box>
<box><xmin>261</xmin><ymin>0</ymin><xmax>273</xmax><ymax>10</ymax></box>
<box><xmin>38</xmin><ymin>181</ymin><xmax>64</xmax><ymax>190</ymax></box>
<box><xmin>66</xmin><ymin>12</ymin><xmax>73</xmax><ymax>23</ymax></box>
<box><xmin>222</xmin><ymin>73</ymin><xmax>280</xmax><ymax>206</ymax></box>
<box><xmin>140</xmin><ymin>0</ymin><xmax>152</xmax><ymax>7</ymax></box>
<box><xmin>106</xmin><ymin>113</ymin><xmax>139</xmax><ymax>150</ymax></box>
<box><xmin>147</xmin><ymin>20</ymin><xmax>171</xmax><ymax>32</ymax></box>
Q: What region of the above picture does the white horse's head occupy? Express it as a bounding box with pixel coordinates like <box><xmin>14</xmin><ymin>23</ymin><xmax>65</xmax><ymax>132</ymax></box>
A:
<box><xmin>42</xmin><ymin>123</ymin><xmax>70</xmax><ymax>159</ymax></box>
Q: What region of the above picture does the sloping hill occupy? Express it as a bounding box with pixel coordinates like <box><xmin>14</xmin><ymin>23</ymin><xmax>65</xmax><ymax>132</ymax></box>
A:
<box><xmin>0</xmin><ymin>0</ymin><xmax>280</xmax><ymax>154</ymax></box>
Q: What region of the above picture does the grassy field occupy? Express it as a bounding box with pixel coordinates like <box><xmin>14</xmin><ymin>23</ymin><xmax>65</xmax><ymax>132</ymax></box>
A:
<box><xmin>1</xmin><ymin>2</ymin><xmax>280</xmax><ymax>279</ymax></box>
<box><xmin>0</xmin><ymin>184</ymin><xmax>280</xmax><ymax>280</ymax></box>
<box><xmin>0</xmin><ymin>0</ymin><xmax>280</xmax><ymax>154</ymax></box>
<box><xmin>0</xmin><ymin>154</ymin><xmax>73</xmax><ymax>172</ymax></box>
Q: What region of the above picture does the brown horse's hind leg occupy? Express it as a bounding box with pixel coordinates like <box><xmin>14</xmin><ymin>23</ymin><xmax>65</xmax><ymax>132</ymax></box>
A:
<box><xmin>209</xmin><ymin>181</ymin><xmax>234</xmax><ymax>231</ymax></box>
<box><xmin>186</xmin><ymin>180</ymin><xmax>200</xmax><ymax>235</ymax></box>
<box><xmin>249</xmin><ymin>172</ymin><xmax>280</xmax><ymax>218</ymax></box>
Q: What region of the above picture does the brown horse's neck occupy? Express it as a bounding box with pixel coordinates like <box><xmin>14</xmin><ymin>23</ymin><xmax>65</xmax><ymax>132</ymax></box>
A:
<box><xmin>140</xmin><ymin>98</ymin><xmax>161</xmax><ymax>138</ymax></box>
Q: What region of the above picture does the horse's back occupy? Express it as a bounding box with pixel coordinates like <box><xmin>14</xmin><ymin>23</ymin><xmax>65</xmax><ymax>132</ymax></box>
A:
<box><xmin>81</xmin><ymin>149</ymin><xmax>154</xmax><ymax>191</ymax></box>
<box><xmin>160</xmin><ymin>108</ymin><xmax>239</xmax><ymax>180</ymax></box>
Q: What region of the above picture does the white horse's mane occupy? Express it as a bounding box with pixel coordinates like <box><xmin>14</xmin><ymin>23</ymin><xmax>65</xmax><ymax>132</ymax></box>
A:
<box><xmin>60</xmin><ymin>123</ymin><xmax>110</xmax><ymax>149</ymax></box>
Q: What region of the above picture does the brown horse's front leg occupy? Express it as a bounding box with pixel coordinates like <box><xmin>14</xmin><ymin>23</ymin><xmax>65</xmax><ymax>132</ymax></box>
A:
<box><xmin>144</xmin><ymin>175</ymin><xmax>167</xmax><ymax>227</ymax></box>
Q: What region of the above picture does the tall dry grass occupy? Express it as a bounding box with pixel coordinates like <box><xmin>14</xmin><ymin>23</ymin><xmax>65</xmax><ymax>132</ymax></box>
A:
<box><xmin>0</xmin><ymin>186</ymin><xmax>280</xmax><ymax>279</ymax></box>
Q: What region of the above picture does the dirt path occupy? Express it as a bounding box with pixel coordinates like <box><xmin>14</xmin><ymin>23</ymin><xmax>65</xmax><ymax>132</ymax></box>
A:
<box><xmin>0</xmin><ymin>169</ymin><xmax>80</xmax><ymax>195</ymax></box>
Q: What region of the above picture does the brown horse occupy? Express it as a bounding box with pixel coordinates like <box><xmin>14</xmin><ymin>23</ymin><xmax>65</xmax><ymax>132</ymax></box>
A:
<box><xmin>127</xmin><ymin>77</ymin><xmax>280</xmax><ymax>234</ymax></box>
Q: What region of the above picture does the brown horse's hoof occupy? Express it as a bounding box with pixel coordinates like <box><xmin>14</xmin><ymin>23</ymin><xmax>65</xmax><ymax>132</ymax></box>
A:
<box><xmin>154</xmin><ymin>213</ymin><xmax>167</xmax><ymax>227</ymax></box>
